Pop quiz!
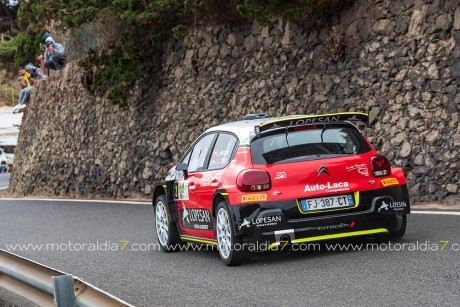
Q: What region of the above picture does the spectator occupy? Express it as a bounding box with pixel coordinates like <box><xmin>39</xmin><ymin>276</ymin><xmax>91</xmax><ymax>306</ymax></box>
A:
<box><xmin>18</xmin><ymin>69</ymin><xmax>31</xmax><ymax>86</ymax></box>
<box><xmin>37</xmin><ymin>33</ymin><xmax>65</xmax><ymax>75</ymax></box>
<box><xmin>13</xmin><ymin>67</ymin><xmax>34</xmax><ymax>114</ymax></box>
<box><xmin>25</xmin><ymin>63</ymin><xmax>46</xmax><ymax>81</ymax></box>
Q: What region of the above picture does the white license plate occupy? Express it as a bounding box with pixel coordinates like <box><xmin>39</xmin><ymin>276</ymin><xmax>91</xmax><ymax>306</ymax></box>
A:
<box><xmin>300</xmin><ymin>194</ymin><xmax>354</xmax><ymax>212</ymax></box>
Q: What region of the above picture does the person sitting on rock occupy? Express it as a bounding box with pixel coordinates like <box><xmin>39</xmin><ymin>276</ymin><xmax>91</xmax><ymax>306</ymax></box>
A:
<box><xmin>18</xmin><ymin>69</ymin><xmax>31</xmax><ymax>87</ymax></box>
<box><xmin>37</xmin><ymin>33</ymin><xmax>66</xmax><ymax>75</ymax></box>
<box><xmin>13</xmin><ymin>68</ymin><xmax>34</xmax><ymax>114</ymax></box>
<box><xmin>25</xmin><ymin>63</ymin><xmax>46</xmax><ymax>81</ymax></box>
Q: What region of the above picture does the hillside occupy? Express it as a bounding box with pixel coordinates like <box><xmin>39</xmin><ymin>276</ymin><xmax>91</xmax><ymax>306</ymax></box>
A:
<box><xmin>7</xmin><ymin>0</ymin><xmax>460</xmax><ymax>204</ymax></box>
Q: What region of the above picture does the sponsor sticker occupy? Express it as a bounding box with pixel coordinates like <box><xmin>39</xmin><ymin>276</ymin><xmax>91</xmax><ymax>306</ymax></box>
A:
<box><xmin>376</xmin><ymin>199</ymin><xmax>408</xmax><ymax>212</ymax></box>
<box><xmin>391</xmin><ymin>201</ymin><xmax>407</xmax><ymax>211</ymax></box>
<box><xmin>239</xmin><ymin>215</ymin><xmax>282</xmax><ymax>229</ymax></box>
<box><xmin>346</xmin><ymin>163</ymin><xmax>369</xmax><ymax>176</ymax></box>
<box><xmin>175</xmin><ymin>180</ymin><xmax>189</xmax><ymax>200</ymax></box>
<box><xmin>274</xmin><ymin>172</ymin><xmax>287</xmax><ymax>180</ymax></box>
<box><xmin>180</xmin><ymin>204</ymin><xmax>213</xmax><ymax>230</ymax></box>
<box><xmin>241</xmin><ymin>194</ymin><xmax>267</xmax><ymax>203</ymax></box>
<box><xmin>381</xmin><ymin>178</ymin><xmax>399</xmax><ymax>187</ymax></box>
<box><xmin>200</xmin><ymin>171</ymin><xmax>223</xmax><ymax>187</ymax></box>
<box><xmin>304</xmin><ymin>182</ymin><xmax>349</xmax><ymax>193</ymax></box>
<box><xmin>301</xmin><ymin>221</ymin><xmax>356</xmax><ymax>231</ymax></box>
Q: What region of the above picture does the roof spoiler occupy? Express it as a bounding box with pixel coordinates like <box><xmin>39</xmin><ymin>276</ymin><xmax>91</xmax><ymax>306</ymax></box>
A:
<box><xmin>255</xmin><ymin>112</ymin><xmax>368</xmax><ymax>136</ymax></box>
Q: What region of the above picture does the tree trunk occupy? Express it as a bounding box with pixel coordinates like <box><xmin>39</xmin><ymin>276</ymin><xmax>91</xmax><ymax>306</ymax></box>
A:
<box><xmin>1</xmin><ymin>4</ymin><xmax>20</xmax><ymax>35</ymax></box>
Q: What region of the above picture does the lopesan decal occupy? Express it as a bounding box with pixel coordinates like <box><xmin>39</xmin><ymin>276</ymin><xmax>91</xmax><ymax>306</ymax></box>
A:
<box><xmin>274</xmin><ymin>172</ymin><xmax>287</xmax><ymax>180</ymax></box>
<box><xmin>380</xmin><ymin>178</ymin><xmax>399</xmax><ymax>187</ymax></box>
<box><xmin>346</xmin><ymin>163</ymin><xmax>369</xmax><ymax>176</ymax></box>
<box><xmin>241</xmin><ymin>194</ymin><xmax>267</xmax><ymax>203</ymax></box>
<box><xmin>180</xmin><ymin>204</ymin><xmax>213</xmax><ymax>230</ymax></box>
<box><xmin>390</xmin><ymin>201</ymin><xmax>407</xmax><ymax>211</ymax></box>
<box><xmin>304</xmin><ymin>182</ymin><xmax>349</xmax><ymax>193</ymax></box>
<box><xmin>239</xmin><ymin>215</ymin><xmax>282</xmax><ymax>229</ymax></box>
<box><xmin>378</xmin><ymin>201</ymin><xmax>390</xmax><ymax>212</ymax></box>
<box><xmin>376</xmin><ymin>198</ymin><xmax>407</xmax><ymax>212</ymax></box>
<box><xmin>174</xmin><ymin>180</ymin><xmax>189</xmax><ymax>200</ymax></box>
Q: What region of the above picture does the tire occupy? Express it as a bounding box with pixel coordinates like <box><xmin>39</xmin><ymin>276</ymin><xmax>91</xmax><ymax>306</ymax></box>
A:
<box><xmin>216</xmin><ymin>201</ymin><xmax>251</xmax><ymax>266</ymax></box>
<box><xmin>154</xmin><ymin>195</ymin><xmax>183</xmax><ymax>252</ymax></box>
<box><xmin>376</xmin><ymin>215</ymin><xmax>407</xmax><ymax>242</ymax></box>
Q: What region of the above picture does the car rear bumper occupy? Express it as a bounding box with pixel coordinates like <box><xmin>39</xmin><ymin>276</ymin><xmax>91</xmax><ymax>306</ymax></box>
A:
<box><xmin>230</xmin><ymin>185</ymin><xmax>409</xmax><ymax>245</ymax></box>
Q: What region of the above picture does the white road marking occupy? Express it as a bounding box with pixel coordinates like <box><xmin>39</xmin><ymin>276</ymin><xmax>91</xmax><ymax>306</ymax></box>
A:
<box><xmin>0</xmin><ymin>186</ymin><xmax>8</xmax><ymax>191</ymax></box>
<box><xmin>412</xmin><ymin>210</ymin><xmax>460</xmax><ymax>216</ymax></box>
<box><xmin>0</xmin><ymin>197</ymin><xmax>151</xmax><ymax>205</ymax></box>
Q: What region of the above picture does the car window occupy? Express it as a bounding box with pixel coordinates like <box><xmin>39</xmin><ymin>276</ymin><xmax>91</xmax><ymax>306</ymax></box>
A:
<box><xmin>208</xmin><ymin>133</ymin><xmax>238</xmax><ymax>170</ymax></box>
<box><xmin>181</xmin><ymin>150</ymin><xmax>191</xmax><ymax>165</ymax></box>
<box><xmin>188</xmin><ymin>134</ymin><xmax>216</xmax><ymax>172</ymax></box>
<box><xmin>251</xmin><ymin>125</ymin><xmax>371</xmax><ymax>164</ymax></box>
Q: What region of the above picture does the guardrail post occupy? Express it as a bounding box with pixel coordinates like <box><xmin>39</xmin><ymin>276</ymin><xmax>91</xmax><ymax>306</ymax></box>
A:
<box><xmin>52</xmin><ymin>275</ymin><xmax>76</xmax><ymax>307</ymax></box>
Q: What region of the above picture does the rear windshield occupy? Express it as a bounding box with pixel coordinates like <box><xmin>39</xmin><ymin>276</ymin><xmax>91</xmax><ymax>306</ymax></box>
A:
<box><xmin>251</xmin><ymin>125</ymin><xmax>371</xmax><ymax>164</ymax></box>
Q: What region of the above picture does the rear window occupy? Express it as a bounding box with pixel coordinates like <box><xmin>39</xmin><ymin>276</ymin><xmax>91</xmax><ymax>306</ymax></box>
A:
<box><xmin>251</xmin><ymin>125</ymin><xmax>371</xmax><ymax>164</ymax></box>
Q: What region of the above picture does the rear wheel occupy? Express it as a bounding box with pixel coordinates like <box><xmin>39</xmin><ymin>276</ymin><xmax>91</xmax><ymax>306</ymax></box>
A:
<box><xmin>154</xmin><ymin>195</ymin><xmax>183</xmax><ymax>252</ymax></box>
<box><xmin>216</xmin><ymin>201</ymin><xmax>251</xmax><ymax>266</ymax></box>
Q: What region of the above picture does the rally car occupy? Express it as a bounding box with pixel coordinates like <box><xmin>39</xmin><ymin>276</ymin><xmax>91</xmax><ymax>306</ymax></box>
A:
<box><xmin>153</xmin><ymin>112</ymin><xmax>410</xmax><ymax>265</ymax></box>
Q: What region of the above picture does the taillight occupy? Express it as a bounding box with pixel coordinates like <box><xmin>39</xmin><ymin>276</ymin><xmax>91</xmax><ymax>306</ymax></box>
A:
<box><xmin>237</xmin><ymin>169</ymin><xmax>271</xmax><ymax>192</ymax></box>
<box><xmin>370</xmin><ymin>155</ymin><xmax>391</xmax><ymax>177</ymax></box>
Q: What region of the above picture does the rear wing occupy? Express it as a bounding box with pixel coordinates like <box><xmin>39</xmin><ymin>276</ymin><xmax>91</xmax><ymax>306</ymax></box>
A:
<box><xmin>255</xmin><ymin>112</ymin><xmax>368</xmax><ymax>135</ymax></box>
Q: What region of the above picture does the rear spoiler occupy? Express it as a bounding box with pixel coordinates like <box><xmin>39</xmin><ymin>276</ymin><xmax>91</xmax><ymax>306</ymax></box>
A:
<box><xmin>255</xmin><ymin>112</ymin><xmax>368</xmax><ymax>135</ymax></box>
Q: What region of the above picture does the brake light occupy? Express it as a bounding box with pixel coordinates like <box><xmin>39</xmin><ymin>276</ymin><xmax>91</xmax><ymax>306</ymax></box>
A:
<box><xmin>293</xmin><ymin>125</ymin><xmax>317</xmax><ymax>131</ymax></box>
<box><xmin>237</xmin><ymin>169</ymin><xmax>271</xmax><ymax>192</ymax></box>
<box><xmin>370</xmin><ymin>155</ymin><xmax>391</xmax><ymax>177</ymax></box>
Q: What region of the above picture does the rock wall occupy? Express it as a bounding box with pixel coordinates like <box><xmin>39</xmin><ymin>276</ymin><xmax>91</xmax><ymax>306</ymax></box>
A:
<box><xmin>9</xmin><ymin>0</ymin><xmax>460</xmax><ymax>203</ymax></box>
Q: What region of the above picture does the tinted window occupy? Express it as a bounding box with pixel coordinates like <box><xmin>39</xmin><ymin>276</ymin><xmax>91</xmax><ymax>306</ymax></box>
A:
<box><xmin>208</xmin><ymin>133</ymin><xmax>238</xmax><ymax>170</ymax></box>
<box><xmin>188</xmin><ymin>134</ymin><xmax>216</xmax><ymax>172</ymax></box>
<box><xmin>251</xmin><ymin>125</ymin><xmax>371</xmax><ymax>164</ymax></box>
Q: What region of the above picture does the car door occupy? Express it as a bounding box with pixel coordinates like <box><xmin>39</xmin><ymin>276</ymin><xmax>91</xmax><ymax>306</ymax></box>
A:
<box><xmin>196</xmin><ymin>132</ymin><xmax>239</xmax><ymax>205</ymax></box>
<box><xmin>175</xmin><ymin>133</ymin><xmax>217</xmax><ymax>238</ymax></box>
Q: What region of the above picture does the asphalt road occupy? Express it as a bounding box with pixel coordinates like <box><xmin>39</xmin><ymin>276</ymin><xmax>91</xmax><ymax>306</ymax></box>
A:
<box><xmin>0</xmin><ymin>173</ymin><xmax>10</xmax><ymax>189</ymax></box>
<box><xmin>0</xmin><ymin>199</ymin><xmax>459</xmax><ymax>306</ymax></box>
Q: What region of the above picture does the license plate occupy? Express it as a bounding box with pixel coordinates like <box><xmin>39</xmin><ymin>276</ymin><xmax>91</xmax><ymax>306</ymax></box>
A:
<box><xmin>300</xmin><ymin>194</ymin><xmax>354</xmax><ymax>212</ymax></box>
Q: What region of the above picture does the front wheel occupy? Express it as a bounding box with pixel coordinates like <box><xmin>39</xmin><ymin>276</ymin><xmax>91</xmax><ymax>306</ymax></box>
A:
<box><xmin>154</xmin><ymin>195</ymin><xmax>183</xmax><ymax>252</ymax></box>
<box><xmin>216</xmin><ymin>201</ymin><xmax>251</xmax><ymax>266</ymax></box>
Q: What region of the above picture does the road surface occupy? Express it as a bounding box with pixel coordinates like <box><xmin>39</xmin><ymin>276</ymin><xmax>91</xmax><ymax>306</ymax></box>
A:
<box><xmin>0</xmin><ymin>199</ymin><xmax>459</xmax><ymax>306</ymax></box>
<box><xmin>0</xmin><ymin>107</ymin><xmax>21</xmax><ymax>136</ymax></box>
<box><xmin>0</xmin><ymin>173</ymin><xmax>10</xmax><ymax>189</ymax></box>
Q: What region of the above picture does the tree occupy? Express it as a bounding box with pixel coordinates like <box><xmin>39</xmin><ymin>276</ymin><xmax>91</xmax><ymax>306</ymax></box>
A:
<box><xmin>0</xmin><ymin>1</ymin><xmax>20</xmax><ymax>35</ymax></box>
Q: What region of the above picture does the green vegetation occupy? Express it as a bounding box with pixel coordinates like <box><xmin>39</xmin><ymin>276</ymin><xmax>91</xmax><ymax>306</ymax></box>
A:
<box><xmin>15</xmin><ymin>0</ymin><xmax>334</xmax><ymax>106</ymax></box>
<box><xmin>237</xmin><ymin>0</ymin><xmax>327</xmax><ymax>24</ymax></box>
<box><xmin>0</xmin><ymin>70</ymin><xmax>19</xmax><ymax>106</ymax></box>
<box><xmin>0</xmin><ymin>37</ymin><xmax>16</xmax><ymax>61</ymax></box>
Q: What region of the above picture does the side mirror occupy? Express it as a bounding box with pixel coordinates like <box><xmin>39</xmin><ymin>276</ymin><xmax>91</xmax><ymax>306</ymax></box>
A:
<box><xmin>176</xmin><ymin>163</ymin><xmax>189</xmax><ymax>179</ymax></box>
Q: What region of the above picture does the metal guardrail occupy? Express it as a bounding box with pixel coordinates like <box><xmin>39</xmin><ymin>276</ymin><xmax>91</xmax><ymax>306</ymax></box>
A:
<box><xmin>0</xmin><ymin>249</ymin><xmax>133</xmax><ymax>306</ymax></box>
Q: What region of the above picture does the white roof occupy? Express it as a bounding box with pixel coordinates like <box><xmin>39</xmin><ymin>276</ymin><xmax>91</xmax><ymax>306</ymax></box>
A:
<box><xmin>205</xmin><ymin>115</ymin><xmax>306</xmax><ymax>145</ymax></box>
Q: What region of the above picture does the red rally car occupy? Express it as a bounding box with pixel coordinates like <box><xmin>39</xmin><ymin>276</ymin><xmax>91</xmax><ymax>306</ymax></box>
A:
<box><xmin>153</xmin><ymin>112</ymin><xmax>410</xmax><ymax>265</ymax></box>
